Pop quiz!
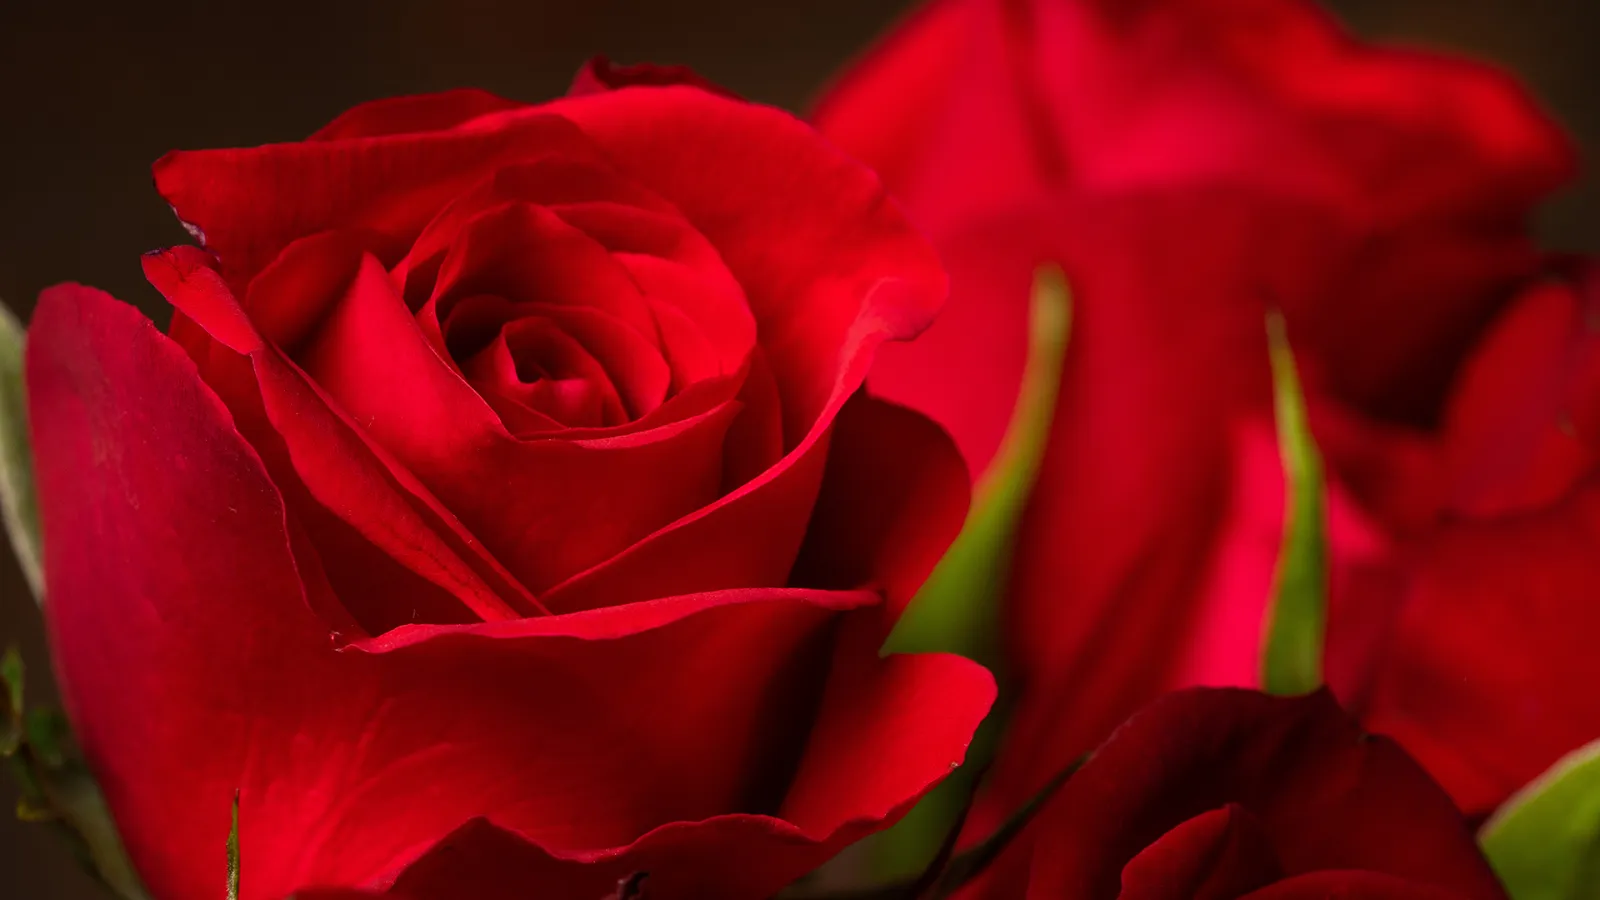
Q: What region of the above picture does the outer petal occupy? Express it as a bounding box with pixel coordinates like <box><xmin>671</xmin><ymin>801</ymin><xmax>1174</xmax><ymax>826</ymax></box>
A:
<box><xmin>1025</xmin><ymin>689</ymin><xmax>1504</xmax><ymax>900</ymax></box>
<box><xmin>1113</xmin><ymin>806</ymin><xmax>1283</xmax><ymax>900</ymax></box>
<box><xmin>310</xmin><ymin>89</ymin><xmax>528</xmax><ymax>141</ymax></box>
<box><xmin>385</xmin><ymin>627</ymin><xmax>994</xmax><ymax>900</ymax></box>
<box><xmin>817</xmin><ymin>0</ymin><xmax>1572</xmax><ymax>423</ymax></box>
<box><xmin>1309</xmin><ymin>269</ymin><xmax>1600</xmax><ymax>815</ymax></box>
<box><xmin>790</xmin><ymin>392</ymin><xmax>970</xmax><ymax>624</ymax></box>
<box><xmin>153</xmin><ymin>112</ymin><xmax>596</xmax><ymax>286</ymax></box>
<box><xmin>1353</xmin><ymin>489</ymin><xmax>1600</xmax><ymax>816</ymax></box>
<box><xmin>27</xmin><ymin>285</ymin><xmax>992</xmax><ymax>900</ymax></box>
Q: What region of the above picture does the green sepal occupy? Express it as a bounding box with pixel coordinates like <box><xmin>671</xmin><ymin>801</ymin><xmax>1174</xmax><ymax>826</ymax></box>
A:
<box><xmin>882</xmin><ymin>265</ymin><xmax>1072</xmax><ymax>662</ymax></box>
<box><xmin>870</xmin><ymin>267</ymin><xmax>1072</xmax><ymax>880</ymax></box>
<box><xmin>1260</xmin><ymin>311</ymin><xmax>1328</xmax><ymax>696</ymax></box>
<box><xmin>1481</xmin><ymin>737</ymin><xmax>1600</xmax><ymax>900</ymax></box>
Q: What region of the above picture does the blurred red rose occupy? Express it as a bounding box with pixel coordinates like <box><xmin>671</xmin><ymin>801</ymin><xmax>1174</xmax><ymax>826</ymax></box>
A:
<box><xmin>1023</xmin><ymin>688</ymin><xmax>1507</xmax><ymax>900</ymax></box>
<box><xmin>1302</xmin><ymin>263</ymin><xmax>1600</xmax><ymax>817</ymax></box>
<box><xmin>27</xmin><ymin>73</ymin><xmax>995</xmax><ymax>899</ymax></box>
<box><xmin>814</xmin><ymin>0</ymin><xmax>1572</xmax><ymax>841</ymax></box>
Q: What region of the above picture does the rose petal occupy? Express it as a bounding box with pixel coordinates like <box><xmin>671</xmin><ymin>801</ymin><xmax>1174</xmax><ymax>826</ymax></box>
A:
<box><xmin>1112</xmin><ymin>805</ymin><xmax>1283</xmax><ymax>900</ymax></box>
<box><xmin>154</xmin><ymin>112</ymin><xmax>595</xmax><ymax>286</ymax></box>
<box><xmin>282</xmin><ymin>252</ymin><xmax>738</xmax><ymax>594</ymax></box>
<box><xmin>1025</xmin><ymin>689</ymin><xmax>1504</xmax><ymax>900</ymax></box>
<box><xmin>1239</xmin><ymin>871</ymin><xmax>1468</xmax><ymax>900</ymax></box>
<box><xmin>310</xmin><ymin>89</ymin><xmax>527</xmax><ymax>141</ymax></box>
<box><xmin>28</xmin><ymin>291</ymin><xmax>990</xmax><ymax>899</ymax></box>
<box><xmin>529</xmin><ymin>86</ymin><xmax>947</xmax><ymax>608</ymax></box>
<box><xmin>791</xmin><ymin>392</ymin><xmax>971</xmax><ymax>623</ymax></box>
<box><xmin>549</xmin><ymin>86</ymin><xmax>947</xmax><ymax>435</ymax></box>
<box><xmin>143</xmin><ymin>246</ymin><xmax>542</xmax><ymax>628</ymax></box>
<box><xmin>815</xmin><ymin>0</ymin><xmax>1572</xmax><ymax>421</ymax></box>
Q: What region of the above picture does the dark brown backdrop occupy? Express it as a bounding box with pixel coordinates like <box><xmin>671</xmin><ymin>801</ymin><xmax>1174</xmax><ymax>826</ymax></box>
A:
<box><xmin>1</xmin><ymin>1</ymin><xmax>1595</xmax><ymax>895</ymax></box>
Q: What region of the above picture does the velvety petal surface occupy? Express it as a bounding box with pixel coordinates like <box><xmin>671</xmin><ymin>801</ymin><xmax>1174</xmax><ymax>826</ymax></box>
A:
<box><xmin>1115</xmin><ymin>805</ymin><xmax>1283</xmax><ymax>900</ymax></box>
<box><xmin>1025</xmin><ymin>689</ymin><xmax>1504</xmax><ymax>900</ymax></box>
<box><xmin>154</xmin><ymin>86</ymin><xmax>946</xmax><ymax>608</ymax></box>
<box><xmin>143</xmin><ymin>245</ymin><xmax>543</xmax><ymax>628</ymax></box>
<box><xmin>27</xmin><ymin>286</ymin><xmax>994</xmax><ymax>900</ymax></box>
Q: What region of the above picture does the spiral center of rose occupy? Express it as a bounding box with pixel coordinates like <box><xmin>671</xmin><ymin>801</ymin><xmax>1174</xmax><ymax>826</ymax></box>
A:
<box><xmin>442</xmin><ymin>297</ymin><xmax>656</xmax><ymax>430</ymax></box>
<box><xmin>381</xmin><ymin>152</ymin><xmax>757</xmax><ymax>440</ymax></box>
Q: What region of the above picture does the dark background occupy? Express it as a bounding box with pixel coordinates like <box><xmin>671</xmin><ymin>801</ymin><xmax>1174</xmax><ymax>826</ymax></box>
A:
<box><xmin>1</xmin><ymin>0</ymin><xmax>1596</xmax><ymax>895</ymax></box>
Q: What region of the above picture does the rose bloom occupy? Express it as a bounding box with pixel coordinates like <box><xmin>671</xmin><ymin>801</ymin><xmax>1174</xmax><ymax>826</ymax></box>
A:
<box><xmin>1309</xmin><ymin>262</ymin><xmax>1600</xmax><ymax>818</ymax></box>
<box><xmin>1024</xmin><ymin>689</ymin><xmax>1507</xmax><ymax>900</ymax></box>
<box><xmin>815</xmin><ymin>0</ymin><xmax>1576</xmax><ymax>839</ymax></box>
<box><xmin>26</xmin><ymin>63</ymin><xmax>995</xmax><ymax>900</ymax></box>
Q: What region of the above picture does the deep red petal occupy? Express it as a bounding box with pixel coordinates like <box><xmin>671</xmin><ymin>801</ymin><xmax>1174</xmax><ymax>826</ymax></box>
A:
<box><xmin>29</xmin><ymin>302</ymin><xmax>988</xmax><ymax>897</ymax></box>
<box><xmin>310</xmin><ymin>89</ymin><xmax>528</xmax><ymax>141</ymax></box>
<box><xmin>548</xmin><ymin>86</ymin><xmax>947</xmax><ymax>436</ymax></box>
<box><xmin>1240</xmin><ymin>871</ymin><xmax>1468</xmax><ymax>900</ymax></box>
<box><xmin>153</xmin><ymin>112</ymin><xmax>593</xmax><ymax>286</ymax></box>
<box><xmin>1352</xmin><ymin>477</ymin><xmax>1600</xmax><ymax>815</ymax></box>
<box><xmin>383</xmin><ymin>626</ymin><xmax>993</xmax><ymax>900</ymax></box>
<box><xmin>29</xmin><ymin>304</ymin><xmax>985</xmax><ymax>893</ymax></box>
<box><xmin>143</xmin><ymin>247</ymin><xmax>542</xmax><ymax>626</ymax></box>
<box><xmin>817</xmin><ymin>0</ymin><xmax>1571</xmax><ymax>422</ymax></box>
<box><xmin>1314</xmin><ymin>269</ymin><xmax>1600</xmax><ymax>815</ymax></box>
<box><xmin>522</xmin><ymin>87</ymin><xmax>947</xmax><ymax>607</ymax></box>
<box><xmin>1111</xmin><ymin>805</ymin><xmax>1283</xmax><ymax>900</ymax></box>
<box><xmin>1438</xmin><ymin>270</ymin><xmax>1600</xmax><ymax>518</ymax></box>
<box><xmin>791</xmin><ymin>392</ymin><xmax>971</xmax><ymax>624</ymax></box>
<box><xmin>284</xmin><ymin>252</ymin><xmax>738</xmax><ymax>594</ymax></box>
<box><xmin>1024</xmin><ymin>689</ymin><xmax>1504</xmax><ymax>900</ymax></box>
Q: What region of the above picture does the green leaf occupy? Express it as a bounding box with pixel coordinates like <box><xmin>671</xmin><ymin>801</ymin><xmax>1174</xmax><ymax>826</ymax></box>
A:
<box><xmin>1</xmin><ymin>645</ymin><xmax>22</xmax><ymax>757</ymax></box>
<box><xmin>869</xmin><ymin>266</ymin><xmax>1072</xmax><ymax>880</ymax></box>
<box><xmin>227</xmin><ymin>790</ymin><xmax>241</xmax><ymax>900</ymax></box>
<box><xmin>1260</xmin><ymin>311</ymin><xmax>1327</xmax><ymax>696</ymax></box>
<box><xmin>0</xmin><ymin>301</ymin><xmax>41</xmax><ymax>601</ymax></box>
<box><xmin>882</xmin><ymin>264</ymin><xmax>1072</xmax><ymax>662</ymax></box>
<box><xmin>1481</xmin><ymin>737</ymin><xmax>1600</xmax><ymax>900</ymax></box>
<box><xmin>0</xmin><ymin>643</ymin><xmax>150</xmax><ymax>899</ymax></box>
<box><xmin>25</xmin><ymin>707</ymin><xmax>71</xmax><ymax>769</ymax></box>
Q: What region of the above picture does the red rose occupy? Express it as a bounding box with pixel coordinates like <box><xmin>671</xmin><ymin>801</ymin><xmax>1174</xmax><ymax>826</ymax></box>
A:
<box><xmin>27</xmin><ymin>75</ymin><xmax>995</xmax><ymax>899</ymax></box>
<box><xmin>814</xmin><ymin>0</ymin><xmax>1571</xmax><ymax>834</ymax></box>
<box><xmin>1304</xmin><ymin>263</ymin><xmax>1600</xmax><ymax>817</ymax></box>
<box><xmin>1023</xmin><ymin>688</ymin><xmax>1507</xmax><ymax>900</ymax></box>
